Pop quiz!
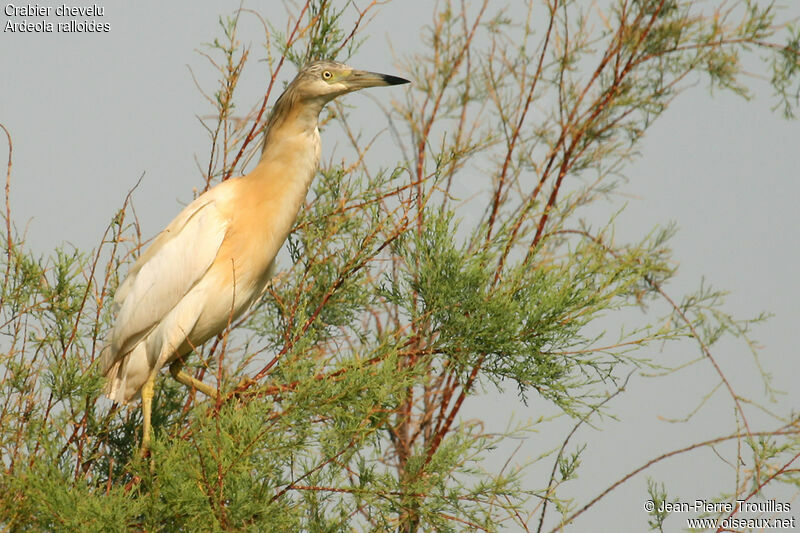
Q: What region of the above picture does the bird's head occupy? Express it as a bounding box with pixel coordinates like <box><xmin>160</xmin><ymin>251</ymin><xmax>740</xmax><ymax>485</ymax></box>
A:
<box><xmin>289</xmin><ymin>60</ymin><xmax>409</xmax><ymax>103</ymax></box>
<box><xmin>262</xmin><ymin>59</ymin><xmax>409</xmax><ymax>146</ymax></box>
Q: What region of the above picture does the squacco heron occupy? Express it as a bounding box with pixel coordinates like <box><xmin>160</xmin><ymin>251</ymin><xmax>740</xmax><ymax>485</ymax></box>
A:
<box><xmin>100</xmin><ymin>60</ymin><xmax>409</xmax><ymax>454</ymax></box>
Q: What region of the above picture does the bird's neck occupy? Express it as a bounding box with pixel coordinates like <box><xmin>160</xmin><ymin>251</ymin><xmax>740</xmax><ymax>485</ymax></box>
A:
<box><xmin>258</xmin><ymin>91</ymin><xmax>327</xmax><ymax>161</ymax></box>
<box><xmin>252</xmin><ymin>98</ymin><xmax>325</xmax><ymax>190</ymax></box>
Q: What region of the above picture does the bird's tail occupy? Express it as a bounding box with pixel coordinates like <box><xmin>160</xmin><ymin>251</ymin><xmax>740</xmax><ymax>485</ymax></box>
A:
<box><xmin>99</xmin><ymin>344</ymin><xmax>130</xmax><ymax>404</ymax></box>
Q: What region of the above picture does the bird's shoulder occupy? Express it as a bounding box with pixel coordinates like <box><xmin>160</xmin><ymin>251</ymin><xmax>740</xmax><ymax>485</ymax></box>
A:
<box><xmin>113</xmin><ymin>180</ymin><xmax>240</xmax><ymax>309</ymax></box>
<box><xmin>160</xmin><ymin>179</ymin><xmax>240</xmax><ymax>236</ymax></box>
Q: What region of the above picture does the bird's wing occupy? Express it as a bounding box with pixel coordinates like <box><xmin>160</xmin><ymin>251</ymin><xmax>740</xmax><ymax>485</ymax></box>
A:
<box><xmin>105</xmin><ymin>188</ymin><xmax>231</xmax><ymax>368</ymax></box>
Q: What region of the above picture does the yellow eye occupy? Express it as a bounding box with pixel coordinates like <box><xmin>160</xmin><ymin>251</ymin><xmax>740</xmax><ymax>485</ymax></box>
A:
<box><xmin>322</xmin><ymin>71</ymin><xmax>332</xmax><ymax>80</ymax></box>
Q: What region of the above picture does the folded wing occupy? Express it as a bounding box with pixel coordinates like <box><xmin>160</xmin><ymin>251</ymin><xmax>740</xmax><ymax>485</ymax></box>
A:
<box><xmin>100</xmin><ymin>190</ymin><xmax>230</xmax><ymax>381</ymax></box>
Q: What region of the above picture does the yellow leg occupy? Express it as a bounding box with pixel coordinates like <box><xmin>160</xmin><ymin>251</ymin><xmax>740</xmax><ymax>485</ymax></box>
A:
<box><xmin>169</xmin><ymin>360</ymin><xmax>219</xmax><ymax>399</ymax></box>
<box><xmin>140</xmin><ymin>372</ymin><xmax>156</xmax><ymax>457</ymax></box>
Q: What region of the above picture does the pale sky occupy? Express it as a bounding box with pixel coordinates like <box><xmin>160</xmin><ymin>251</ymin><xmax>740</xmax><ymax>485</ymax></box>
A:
<box><xmin>2</xmin><ymin>1</ymin><xmax>799</xmax><ymax>530</ymax></box>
